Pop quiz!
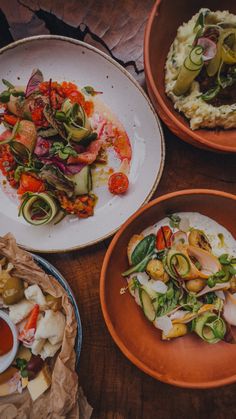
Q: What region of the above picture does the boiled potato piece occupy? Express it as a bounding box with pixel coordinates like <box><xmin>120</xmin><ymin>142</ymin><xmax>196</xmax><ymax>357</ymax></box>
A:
<box><xmin>146</xmin><ymin>259</ymin><xmax>169</xmax><ymax>282</ymax></box>
<box><xmin>162</xmin><ymin>323</ymin><xmax>188</xmax><ymax>340</ymax></box>
<box><xmin>186</xmin><ymin>278</ymin><xmax>206</xmax><ymax>293</ymax></box>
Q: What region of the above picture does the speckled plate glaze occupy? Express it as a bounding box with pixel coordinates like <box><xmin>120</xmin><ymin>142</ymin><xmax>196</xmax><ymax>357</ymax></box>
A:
<box><xmin>0</xmin><ymin>35</ymin><xmax>165</xmax><ymax>252</ymax></box>
<box><xmin>32</xmin><ymin>253</ymin><xmax>82</xmax><ymax>363</ymax></box>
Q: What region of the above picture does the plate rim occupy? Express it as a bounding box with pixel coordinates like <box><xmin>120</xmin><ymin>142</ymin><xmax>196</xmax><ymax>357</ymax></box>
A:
<box><xmin>0</xmin><ymin>35</ymin><xmax>165</xmax><ymax>253</ymax></box>
<box><xmin>100</xmin><ymin>188</ymin><xmax>236</xmax><ymax>389</ymax></box>
<box><xmin>32</xmin><ymin>253</ymin><xmax>82</xmax><ymax>363</ymax></box>
<box><xmin>144</xmin><ymin>0</ymin><xmax>236</xmax><ymax>154</ymax></box>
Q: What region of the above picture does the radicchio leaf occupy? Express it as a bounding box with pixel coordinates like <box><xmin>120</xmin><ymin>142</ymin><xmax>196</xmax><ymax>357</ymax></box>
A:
<box><xmin>25</xmin><ymin>68</ymin><xmax>43</xmax><ymax>98</ymax></box>
<box><xmin>34</xmin><ymin>137</ymin><xmax>51</xmax><ymax>157</ymax></box>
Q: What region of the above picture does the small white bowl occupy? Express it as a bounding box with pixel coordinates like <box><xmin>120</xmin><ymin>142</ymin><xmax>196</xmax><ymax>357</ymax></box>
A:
<box><xmin>0</xmin><ymin>310</ymin><xmax>19</xmax><ymax>374</ymax></box>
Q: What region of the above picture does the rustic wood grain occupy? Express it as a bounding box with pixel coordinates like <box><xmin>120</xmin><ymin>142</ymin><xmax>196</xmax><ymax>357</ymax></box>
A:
<box><xmin>0</xmin><ymin>0</ymin><xmax>236</xmax><ymax>417</ymax></box>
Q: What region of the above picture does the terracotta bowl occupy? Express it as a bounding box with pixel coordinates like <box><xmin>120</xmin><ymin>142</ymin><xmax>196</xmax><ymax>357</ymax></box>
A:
<box><xmin>100</xmin><ymin>190</ymin><xmax>236</xmax><ymax>388</ymax></box>
<box><xmin>144</xmin><ymin>0</ymin><xmax>236</xmax><ymax>153</ymax></box>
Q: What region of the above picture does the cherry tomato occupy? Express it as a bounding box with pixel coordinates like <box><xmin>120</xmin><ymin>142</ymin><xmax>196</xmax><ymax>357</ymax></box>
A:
<box><xmin>108</xmin><ymin>172</ymin><xmax>129</xmax><ymax>195</ymax></box>
<box><xmin>156</xmin><ymin>226</ymin><xmax>172</xmax><ymax>250</ymax></box>
<box><xmin>68</xmin><ymin>90</ymin><xmax>85</xmax><ymax>106</ymax></box>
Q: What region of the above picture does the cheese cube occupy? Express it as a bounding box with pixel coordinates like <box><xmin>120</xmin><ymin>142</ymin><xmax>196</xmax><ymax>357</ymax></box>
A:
<box><xmin>27</xmin><ymin>365</ymin><xmax>51</xmax><ymax>401</ymax></box>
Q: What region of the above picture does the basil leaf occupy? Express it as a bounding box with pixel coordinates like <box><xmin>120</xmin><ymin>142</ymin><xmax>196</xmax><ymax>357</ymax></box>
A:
<box><xmin>131</xmin><ymin>234</ymin><xmax>156</xmax><ymax>265</ymax></box>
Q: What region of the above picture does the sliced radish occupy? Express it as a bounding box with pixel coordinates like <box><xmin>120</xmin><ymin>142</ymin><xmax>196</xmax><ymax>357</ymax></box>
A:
<box><xmin>171</xmin><ymin>231</ymin><xmax>188</xmax><ymax>247</ymax></box>
<box><xmin>197</xmin><ymin>37</ymin><xmax>217</xmax><ymax>61</ymax></box>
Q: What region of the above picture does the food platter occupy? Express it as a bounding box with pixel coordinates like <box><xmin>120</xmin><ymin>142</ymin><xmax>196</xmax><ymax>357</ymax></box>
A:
<box><xmin>32</xmin><ymin>253</ymin><xmax>82</xmax><ymax>360</ymax></box>
<box><xmin>144</xmin><ymin>0</ymin><xmax>236</xmax><ymax>153</ymax></box>
<box><xmin>100</xmin><ymin>189</ymin><xmax>236</xmax><ymax>388</ymax></box>
<box><xmin>0</xmin><ymin>234</ymin><xmax>82</xmax><ymax>411</ymax></box>
<box><xmin>0</xmin><ymin>35</ymin><xmax>165</xmax><ymax>252</ymax></box>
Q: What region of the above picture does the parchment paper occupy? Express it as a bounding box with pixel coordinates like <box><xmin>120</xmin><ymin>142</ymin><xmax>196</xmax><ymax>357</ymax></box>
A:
<box><xmin>0</xmin><ymin>234</ymin><xmax>92</xmax><ymax>419</ymax></box>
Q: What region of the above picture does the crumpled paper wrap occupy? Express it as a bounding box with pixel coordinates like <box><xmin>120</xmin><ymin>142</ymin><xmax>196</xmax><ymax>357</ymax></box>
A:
<box><xmin>0</xmin><ymin>234</ymin><xmax>92</xmax><ymax>419</ymax></box>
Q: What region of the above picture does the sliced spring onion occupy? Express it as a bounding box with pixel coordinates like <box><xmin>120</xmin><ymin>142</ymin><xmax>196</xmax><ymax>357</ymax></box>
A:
<box><xmin>194</xmin><ymin>311</ymin><xmax>226</xmax><ymax>343</ymax></box>
<box><xmin>139</xmin><ymin>288</ymin><xmax>156</xmax><ymax>322</ymax></box>
<box><xmin>201</xmin><ymin>85</ymin><xmax>221</xmax><ymax>101</ymax></box>
<box><xmin>173</xmin><ymin>46</ymin><xmax>204</xmax><ymax>96</ymax></box>
<box><xmin>19</xmin><ymin>192</ymin><xmax>58</xmax><ymax>226</ymax></box>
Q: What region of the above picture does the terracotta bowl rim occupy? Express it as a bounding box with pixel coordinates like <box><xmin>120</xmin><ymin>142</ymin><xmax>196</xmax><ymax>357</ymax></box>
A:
<box><xmin>100</xmin><ymin>189</ymin><xmax>236</xmax><ymax>388</ymax></box>
<box><xmin>144</xmin><ymin>0</ymin><xmax>236</xmax><ymax>154</ymax></box>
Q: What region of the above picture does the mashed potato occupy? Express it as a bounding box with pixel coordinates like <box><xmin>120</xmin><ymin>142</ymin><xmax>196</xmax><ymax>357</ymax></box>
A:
<box><xmin>165</xmin><ymin>9</ymin><xmax>236</xmax><ymax>130</ymax></box>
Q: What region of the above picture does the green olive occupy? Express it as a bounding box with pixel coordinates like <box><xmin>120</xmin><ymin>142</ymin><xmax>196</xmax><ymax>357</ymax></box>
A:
<box><xmin>45</xmin><ymin>294</ymin><xmax>62</xmax><ymax>311</ymax></box>
<box><xmin>2</xmin><ymin>276</ymin><xmax>25</xmax><ymax>305</ymax></box>
<box><xmin>188</xmin><ymin>229</ymin><xmax>211</xmax><ymax>252</ymax></box>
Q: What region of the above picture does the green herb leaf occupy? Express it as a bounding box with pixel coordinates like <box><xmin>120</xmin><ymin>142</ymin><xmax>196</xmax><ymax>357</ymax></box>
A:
<box><xmin>11</xmin><ymin>91</ymin><xmax>25</xmax><ymax>98</ymax></box>
<box><xmin>55</xmin><ymin>111</ymin><xmax>68</xmax><ymax>122</ymax></box>
<box><xmin>82</xmin><ymin>86</ymin><xmax>102</xmax><ymax>96</ymax></box>
<box><xmin>2</xmin><ymin>78</ymin><xmax>14</xmax><ymax>89</ymax></box>
<box><xmin>201</xmin><ymin>85</ymin><xmax>220</xmax><ymax>102</ymax></box>
<box><xmin>0</xmin><ymin>90</ymin><xmax>11</xmax><ymax>103</ymax></box>
<box><xmin>168</xmin><ymin>214</ymin><xmax>181</xmax><ymax>229</ymax></box>
<box><xmin>16</xmin><ymin>357</ymin><xmax>27</xmax><ymax>370</ymax></box>
<box><xmin>20</xmin><ymin>369</ymin><xmax>28</xmax><ymax>378</ymax></box>
<box><xmin>131</xmin><ymin>234</ymin><xmax>156</xmax><ymax>265</ymax></box>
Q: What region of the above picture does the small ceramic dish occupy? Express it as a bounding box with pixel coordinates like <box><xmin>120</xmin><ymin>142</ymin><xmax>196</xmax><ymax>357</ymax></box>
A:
<box><xmin>100</xmin><ymin>189</ymin><xmax>236</xmax><ymax>388</ymax></box>
<box><xmin>144</xmin><ymin>0</ymin><xmax>236</xmax><ymax>153</ymax></box>
<box><xmin>0</xmin><ymin>310</ymin><xmax>19</xmax><ymax>374</ymax></box>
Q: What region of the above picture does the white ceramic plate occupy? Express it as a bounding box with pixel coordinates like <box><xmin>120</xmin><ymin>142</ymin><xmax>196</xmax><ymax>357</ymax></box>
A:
<box><xmin>0</xmin><ymin>36</ymin><xmax>165</xmax><ymax>252</ymax></box>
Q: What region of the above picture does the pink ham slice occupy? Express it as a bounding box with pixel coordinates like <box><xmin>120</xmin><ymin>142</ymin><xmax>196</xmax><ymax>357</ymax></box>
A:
<box><xmin>68</xmin><ymin>139</ymin><xmax>103</xmax><ymax>165</ymax></box>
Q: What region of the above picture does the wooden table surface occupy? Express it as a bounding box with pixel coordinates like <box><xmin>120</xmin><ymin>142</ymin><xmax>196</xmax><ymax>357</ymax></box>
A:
<box><xmin>1</xmin><ymin>1</ymin><xmax>236</xmax><ymax>418</ymax></box>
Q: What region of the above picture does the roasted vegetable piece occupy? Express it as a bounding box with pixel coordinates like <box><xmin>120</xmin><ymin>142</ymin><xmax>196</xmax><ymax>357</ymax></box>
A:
<box><xmin>156</xmin><ymin>226</ymin><xmax>172</xmax><ymax>250</ymax></box>
<box><xmin>45</xmin><ymin>294</ymin><xmax>62</xmax><ymax>311</ymax></box>
<box><xmin>186</xmin><ymin>278</ymin><xmax>206</xmax><ymax>293</ymax></box>
<box><xmin>2</xmin><ymin>276</ymin><xmax>24</xmax><ymax>305</ymax></box>
<box><xmin>12</xmin><ymin>120</ymin><xmax>37</xmax><ymax>154</ymax></box>
<box><xmin>188</xmin><ymin>229</ymin><xmax>212</xmax><ymax>251</ymax></box>
<box><xmin>162</xmin><ymin>323</ymin><xmax>188</xmax><ymax>340</ymax></box>
<box><xmin>146</xmin><ymin>259</ymin><xmax>169</xmax><ymax>282</ymax></box>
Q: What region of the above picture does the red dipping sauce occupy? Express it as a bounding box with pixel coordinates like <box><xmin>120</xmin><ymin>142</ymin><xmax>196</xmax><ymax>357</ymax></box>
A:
<box><xmin>0</xmin><ymin>318</ymin><xmax>13</xmax><ymax>355</ymax></box>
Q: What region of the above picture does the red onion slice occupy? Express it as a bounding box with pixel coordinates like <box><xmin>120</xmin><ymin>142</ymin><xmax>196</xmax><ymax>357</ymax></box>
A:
<box><xmin>25</xmin><ymin>68</ymin><xmax>43</xmax><ymax>98</ymax></box>
<box><xmin>171</xmin><ymin>231</ymin><xmax>188</xmax><ymax>247</ymax></box>
<box><xmin>197</xmin><ymin>37</ymin><xmax>217</xmax><ymax>61</ymax></box>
